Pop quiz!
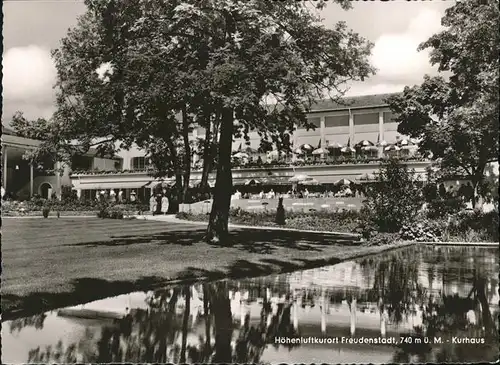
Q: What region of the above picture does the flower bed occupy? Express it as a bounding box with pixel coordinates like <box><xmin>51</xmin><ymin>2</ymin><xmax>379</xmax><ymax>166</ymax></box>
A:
<box><xmin>2</xmin><ymin>210</ymin><xmax>98</xmax><ymax>217</ymax></box>
<box><xmin>2</xmin><ymin>199</ymin><xmax>149</xmax><ymax>217</ymax></box>
<box><xmin>177</xmin><ymin>208</ymin><xmax>361</xmax><ymax>233</ymax></box>
<box><xmin>176</xmin><ymin>206</ymin><xmax>498</xmax><ymax>244</ymax></box>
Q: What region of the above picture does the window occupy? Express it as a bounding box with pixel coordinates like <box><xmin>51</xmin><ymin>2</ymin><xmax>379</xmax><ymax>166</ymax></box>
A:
<box><xmin>131</xmin><ymin>157</ymin><xmax>146</xmax><ymax>170</ymax></box>
<box><xmin>114</xmin><ymin>158</ymin><xmax>123</xmax><ymax>170</ymax></box>
<box><xmin>325</xmin><ymin>115</ymin><xmax>349</xmax><ymax>127</ymax></box>
<box><xmin>298</xmin><ymin>117</ymin><xmax>321</xmax><ymax>130</ymax></box>
<box><xmin>384</xmin><ymin>112</ymin><xmax>395</xmax><ymax>124</ymax></box>
<box><xmin>71</xmin><ymin>155</ymin><xmax>93</xmax><ymax>170</ymax></box>
<box><xmin>354</xmin><ymin>113</ymin><xmax>378</xmax><ymax>125</ymax></box>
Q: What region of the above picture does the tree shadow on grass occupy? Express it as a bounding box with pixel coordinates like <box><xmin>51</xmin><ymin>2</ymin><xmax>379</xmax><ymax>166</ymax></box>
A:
<box><xmin>63</xmin><ymin>226</ymin><xmax>359</xmax><ymax>254</ymax></box>
<box><xmin>228</xmin><ymin>229</ymin><xmax>359</xmax><ymax>254</ymax></box>
<box><xmin>62</xmin><ymin>228</ymin><xmax>207</xmax><ymax>248</ymax></box>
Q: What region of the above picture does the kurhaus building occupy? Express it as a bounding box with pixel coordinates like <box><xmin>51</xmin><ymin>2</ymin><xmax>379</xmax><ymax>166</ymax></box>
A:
<box><xmin>2</xmin><ymin>93</ymin><xmax>430</xmax><ymax>201</ymax></box>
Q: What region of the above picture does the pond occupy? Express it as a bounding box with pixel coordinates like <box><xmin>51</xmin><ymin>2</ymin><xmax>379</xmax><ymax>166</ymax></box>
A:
<box><xmin>2</xmin><ymin>245</ymin><xmax>499</xmax><ymax>364</ymax></box>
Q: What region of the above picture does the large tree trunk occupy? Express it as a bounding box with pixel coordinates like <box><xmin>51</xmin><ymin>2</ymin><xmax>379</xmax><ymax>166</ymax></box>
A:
<box><xmin>165</xmin><ymin>138</ymin><xmax>182</xmax><ymax>214</ymax></box>
<box><xmin>180</xmin><ymin>286</ymin><xmax>191</xmax><ymax>363</ymax></box>
<box><xmin>181</xmin><ymin>106</ymin><xmax>192</xmax><ymax>203</ymax></box>
<box><xmin>201</xmin><ymin>112</ymin><xmax>220</xmax><ymax>191</ymax></box>
<box><xmin>172</xmin><ymin>174</ymin><xmax>182</xmax><ymax>213</ymax></box>
<box><xmin>205</xmin><ymin>108</ymin><xmax>233</xmax><ymax>244</ymax></box>
<box><xmin>470</xmin><ymin>164</ymin><xmax>487</xmax><ymax>209</ymax></box>
<box><xmin>200</xmin><ymin>121</ymin><xmax>213</xmax><ymax>190</ymax></box>
<box><xmin>211</xmin><ymin>281</ymin><xmax>233</xmax><ymax>363</ymax></box>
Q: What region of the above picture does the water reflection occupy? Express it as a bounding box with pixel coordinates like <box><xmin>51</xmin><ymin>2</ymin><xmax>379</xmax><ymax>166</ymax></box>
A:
<box><xmin>3</xmin><ymin>246</ymin><xmax>499</xmax><ymax>363</ymax></box>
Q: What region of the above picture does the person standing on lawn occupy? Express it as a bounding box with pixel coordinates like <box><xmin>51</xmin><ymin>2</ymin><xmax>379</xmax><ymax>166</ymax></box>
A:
<box><xmin>161</xmin><ymin>194</ymin><xmax>169</xmax><ymax>215</ymax></box>
<box><xmin>149</xmin><ymin>194</ymin><xmax>157</xmax><ymax>215</ymax></box>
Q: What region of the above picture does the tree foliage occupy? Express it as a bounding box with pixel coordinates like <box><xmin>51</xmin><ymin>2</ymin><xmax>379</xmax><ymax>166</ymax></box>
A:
<box><xmin>387</xmin><ymin>0</ymin><xmax>499</xmax><ymax>207</ymax></box>
<box><xmin>10</xmin><ymin>0</ymin><xmax>374</xmax><ymax>242</ymax></box>
<box><xmin>361</xmin><ymin>158</ymin><xmax>424</xmax><ymax>233</ymax></box>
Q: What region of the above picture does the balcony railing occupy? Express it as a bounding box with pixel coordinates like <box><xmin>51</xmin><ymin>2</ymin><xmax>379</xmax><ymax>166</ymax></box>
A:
<box><xmin>69</xmin><ymin>155</ymin><xmax>428</xmax><ymax>176</ymax></box>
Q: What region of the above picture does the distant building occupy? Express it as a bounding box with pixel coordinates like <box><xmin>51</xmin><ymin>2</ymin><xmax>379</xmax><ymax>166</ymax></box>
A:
<box><xmin>2</xmin><ymin>93</ymin><xmax>431</xmax><ymax>200</ymax></box>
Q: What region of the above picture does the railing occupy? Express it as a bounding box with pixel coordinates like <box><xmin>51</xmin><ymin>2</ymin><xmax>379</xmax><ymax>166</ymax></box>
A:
<box><xmin>70</xmin><ymin>156</ymin><xmax>429</xmax><ymax>176</ymax></box>
<box><xmin>70</xmin><ymin>168</ymin><xmax>155</xmax><ymax>176</ymax></box>
<box><xmin>230</xmin><ymin>155</ymin><xmax>428</xmax><ymax>170</ymax></box>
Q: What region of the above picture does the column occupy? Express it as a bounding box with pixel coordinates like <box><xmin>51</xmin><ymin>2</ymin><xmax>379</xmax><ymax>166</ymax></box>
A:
<box><xmin>349</xmin><ymin>110</ymin><xmax>355</xmax><ymax>145</ymax></box>
<box><xmin>293</xmin><ymin>302</ymin><xmax>298</xmax><ymax>330</ymax></box>
<box><xmin>321</xmin><ymin>288</ymin><xmax>326</xmax><ymax>334</ymax></box>
<box><xmin>240</xmin><ymin>300</ymin><xmax>246</xmax><ymax>327</ymax></box>
<box><xmin>378</xmin><ymin>111</ymin><xmax>385</xmax><ymax>141</ymax></box>
<box><xmin>379</xmin><ymin>299</ymin><xmax>386</xmax><ymax>337</ymax></box>
<box><xmin>320</xmin><ymin>116</ymin><xmax>326</xmax><ymax>147</ymax></box>
<box><xmin>3</xmin><ymin>146</ymin><xmax>7</xmax><ymax>191</ymax></box>
<box><xmin>30</xmin><ymin>163</ymin><xmax>34</xmax><ymax>197</ymax></box>
<box><xmin>350</xmin><ymin>298</ymin><xmax>357</xmax><ymax>336</ymax></box>
<box><xmin>378</xmin><ymin>111</ymin><xmax>385</xmax><ymax>158</ymax></box>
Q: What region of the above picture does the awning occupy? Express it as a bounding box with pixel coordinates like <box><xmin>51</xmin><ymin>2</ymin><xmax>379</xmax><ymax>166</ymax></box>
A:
<box><xmin>76</xmin><ymin>181</ymin><xmax>150</xmax><ymax>190</ymax></box>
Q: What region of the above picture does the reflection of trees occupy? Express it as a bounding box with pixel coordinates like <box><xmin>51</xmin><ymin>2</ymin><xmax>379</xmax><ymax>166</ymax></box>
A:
<box><xmin>19</xmin><ymin>246</ymin><xmax>498</xmax><ymax>363</ymax></box>
<box><xmin>365</xmin><ymin>248</ymin><xmax>423</xmax><ymax>325</ymax></box>
<box><xmin>180</xmin><ymin>286</ymin><xmax>191</xmax><ymax>363</ymax></box>
<box><xmin>24</xmin><ymin>281</ymin><xmax>299</xmax><ymax>364</ymax></box>
<box><xmin>358</xmin><ymin>245</ymin><xmax>498</xmax><ymax>363</ymax></box>
<box><xmin>10</xmin><ymin>313</ymin><xmax>47</xmax><ymax>334</ymax></box>
<box><xmin>188</xmin><ymin>282</ymin><xmax>299</xmax><ymax>363</ymax></box>
<box><xmin>27</xmin><ymin>287</ymin><xmax>184</xmax><ymax>363</ymax></box>
<box><xmin>210</xmin><ymin>281</ymin><xmax>233</xmax><ymax>363</ymax></box>
<box><xmin>233</xmin><ymin>295</ymin><xmax>299</xmax><ymax>363</ymax></box>
<box><xmin>392</xmin><ymin>267</ymin><xmax>498</xmax><ymax>363</ymax></box>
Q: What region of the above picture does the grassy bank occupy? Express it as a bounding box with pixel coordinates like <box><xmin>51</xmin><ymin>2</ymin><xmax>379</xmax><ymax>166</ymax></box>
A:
<box><xmin>2</xmin><ymin>217</ymin><xmax>411</xmax><ymax>320</ymax></box>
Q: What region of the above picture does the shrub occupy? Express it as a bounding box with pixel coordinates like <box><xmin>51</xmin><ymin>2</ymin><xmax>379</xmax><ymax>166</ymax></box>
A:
<box><xmin>355</xmin><ymin>208</ymin><xmax>378</xmax><ymax>240</ymax></box>
<box><xmin>176</xmin><ymin>211</ymin><xmax>191</xmax><ymax>220</ymax></box>
<box><xmin>42</xmin><ymin>205</ymin><xmax>50</xmax><ymax>218</ymax></box>
<box><xmin>96</xmin><ymin>206</ymin><xmax>125</xmax><ymax>219</ymax></box>
<box><xmin>399</xmin><ymin>219</ymin><xmax>444</xmax><ymax>242</ymax></box>
<box><xmin>30</xmin><ymin>195</ymin><xmax>46</xmax><ymax>208</ymax></box>
<box><xmin>107</xmin><ymin>206</ymin><xmax>124</xmax><ymax>219</ymax></box>
<box><xmin>97</xmin><ymin>198</ymin><xmax>109</xmax><ymax>219</ymax></box>
<box><xmin>447</xmin><ymin>209</ymin><xmax>499</xmax><ymax>242</ymax></box>
<box><xmin>275</xmin><ymin>197</ymin><xmax>286</xmax><ymax>225</ymax></box>
<box><xmin>425</xmin><ymin>196</ymin><xmax>466</xmax><ymax>219</ymax></box>
<box><xmin>368</xmin><ymin>232</ymin><xmax>401</xmax><ymax>246</ymax></box>
<box><xmin>360</xmin><ymin>158</ymin><xmax>424</xmax><ymax>233</ymax></box>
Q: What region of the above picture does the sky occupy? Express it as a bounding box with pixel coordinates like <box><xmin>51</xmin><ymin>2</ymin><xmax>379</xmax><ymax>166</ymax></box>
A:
<box><xmin>2</xmin><ymin>0</ymin><xmax>453</xmax><ymax>122</ymax></box>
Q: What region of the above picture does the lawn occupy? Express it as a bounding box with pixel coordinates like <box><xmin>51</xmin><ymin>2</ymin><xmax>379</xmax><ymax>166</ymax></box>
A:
<box><xmin>2</xmin><ymin>217</ymin><xmax>411</xmax><ymax>320</ymax></box>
